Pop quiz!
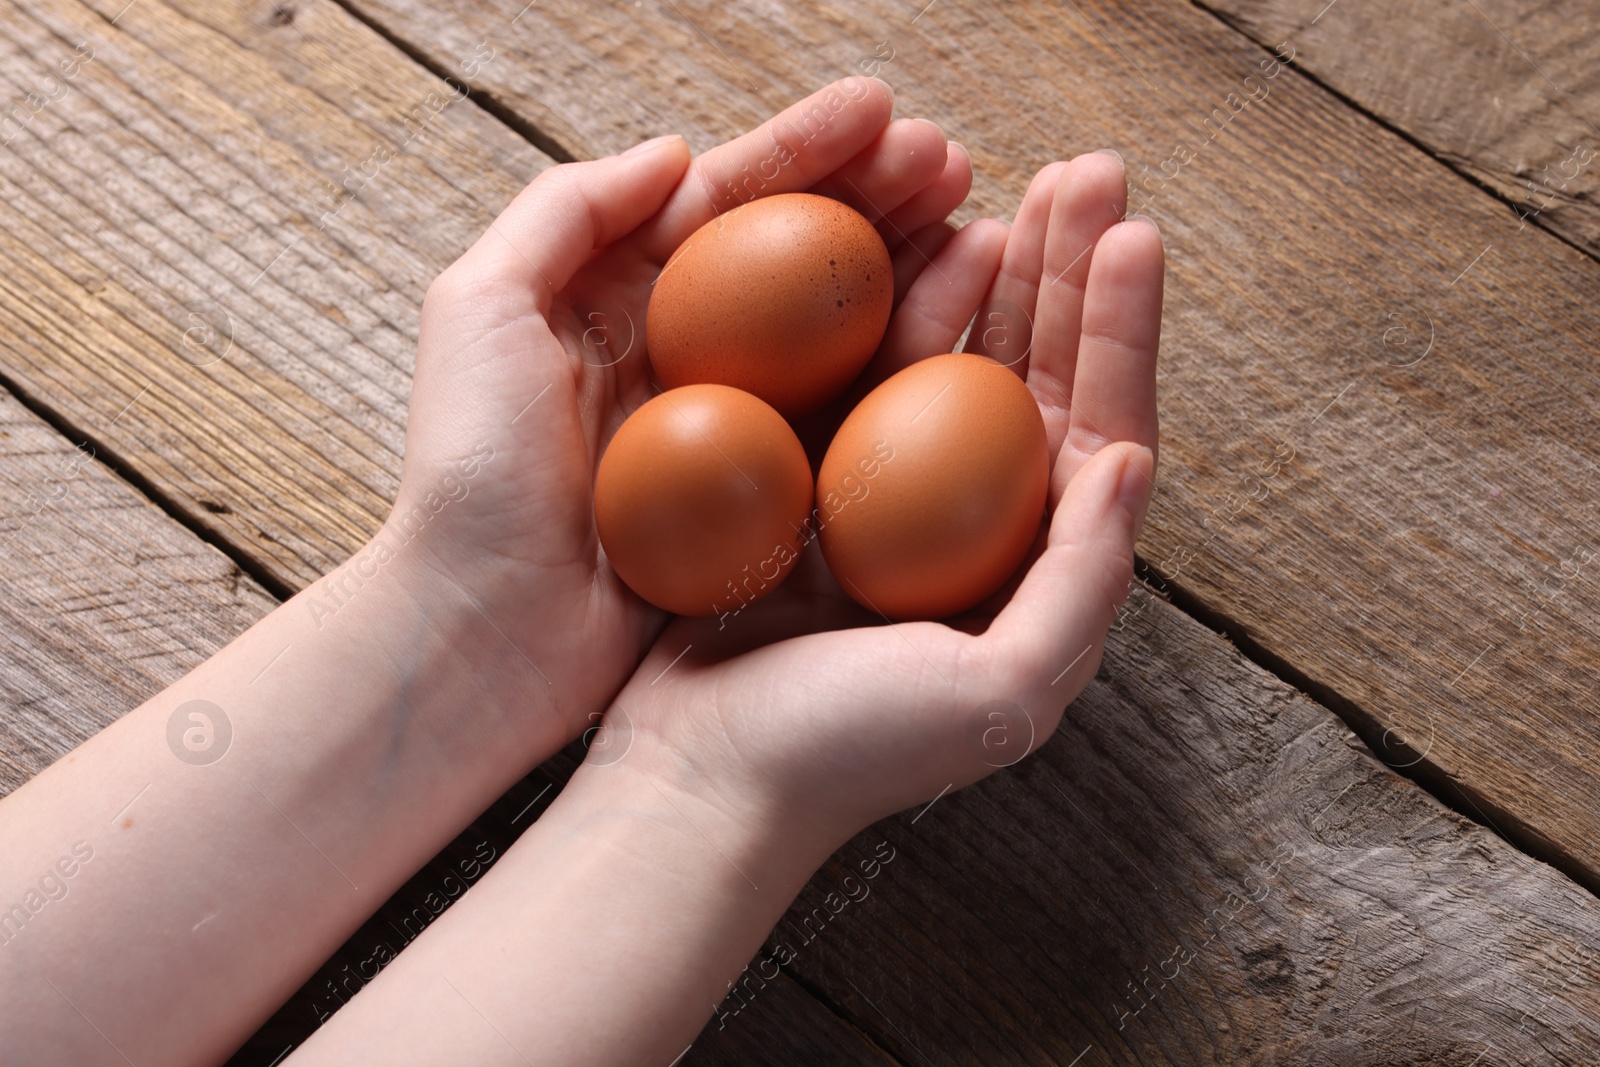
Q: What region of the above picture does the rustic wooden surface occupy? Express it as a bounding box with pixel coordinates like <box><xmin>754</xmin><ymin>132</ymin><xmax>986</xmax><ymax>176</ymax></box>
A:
<box><xmin>335</xmin><ymin>0</ymin><xmax>1600</xmax><ymax>897</ymax></box>
<box><xmin>0</xmin><ymin>0</ymin><xmax>545</xmax><ymax>590</ymax></box>
<box><xmin>0</xmin><ymin>388</ymin><xmax>276</xmax><ymax>793</ymax></box>
<box><xmin>0</xmin><ymin>381</ymin><xmax>892</xmax><ymax>1063</ymax></box>
<box><xmin>1197</xmin><ymin>0</ymin><xmax>1600</xmax><ymax>257</ymax></box>
<box><xmin>790</xmin><ymin>584</ymin><xmax>1600</xmax><ymax>1064</ymax></box>
<box><xmin>7</xmin><ymin>0</ymin><xmax>1600</xmax><ymax>1062</ymax></box>
<box><xmin>16</xmin><ymin>362</ymin><xmax>1600</xmax><ymax>1063</ymax></box>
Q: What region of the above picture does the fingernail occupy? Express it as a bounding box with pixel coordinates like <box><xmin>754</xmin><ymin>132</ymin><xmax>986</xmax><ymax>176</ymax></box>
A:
<box><xmin>947</xmin><ymin>140</ymin><xmax>968</xmax><ymax>159</ymax></box>
<box><xmin>1125</xmin><ymin>210</ymin><xmax>1161</xmax><ymax>236</ymax></box>
<box><xmin>624</xmin><ymin>134</ymin><xmax>682</xmax><ymax>157</ymax></box>
<box><xmin>1093</xmin><ymin>147</ymin><xmax>1124</xmax><ymax>170</ymax></box>
<box><xmin>1117</xmin><ymin>445</ymin><xmax>1155</xmax><ymax>539</ymax></box>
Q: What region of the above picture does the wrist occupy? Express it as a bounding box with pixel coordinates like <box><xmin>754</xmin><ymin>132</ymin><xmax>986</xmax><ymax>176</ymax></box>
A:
<box><xmin>294</xmin><ymin>523</ymin><xmax>566</xmax><ymax>764</ymax></box>
<box><xmin>566</xmin><ymin>754</ymin><xmax>841</xmax><ymax>900</ymax></box>
<box><xmin>571</xmin><ymin>733</ymin><xmax>850</xmax><ymax>894</ymax></box>
<box><xmin>366</xmin><ymin>489</ymin><xmax>660</xmax><ymax>753</ymax></box>
<box><xmin>291</xmin><ymin>725</ymin><xmax>849</xmax><ymax>1067</ymax></box>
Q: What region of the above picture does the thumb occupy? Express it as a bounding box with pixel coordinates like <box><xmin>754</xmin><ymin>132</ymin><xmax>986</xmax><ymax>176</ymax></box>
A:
<box><xmin>433</xmin><ymin>135</ymin><xmax>693</xmax><ymax>315</ymax></box>
<box><xmin>985</xmin><ymin>441</ymin><xmax>1154</xmax><ymax>697</ymax></box>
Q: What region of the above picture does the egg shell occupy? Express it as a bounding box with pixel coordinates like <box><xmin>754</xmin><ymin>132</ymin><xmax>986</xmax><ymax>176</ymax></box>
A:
<box><xmin>817</xmin><ymin>354</ymin><xmax>1049</xmax><ymax>620</ymax></box>
<box><xmin>646</xmin><ymin>192</ymin><xmax>892</xmax><ymax>417</ymax></box>
<box><xmin>595</xmin><ymin>384</ymin><xmax>813</xmax><ymax>617</ymax></box>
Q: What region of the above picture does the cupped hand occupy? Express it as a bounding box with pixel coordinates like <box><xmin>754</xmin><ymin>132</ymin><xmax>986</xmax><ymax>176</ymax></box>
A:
<box><xmin>595</xmin><ymin>152</ymin><xmax>1164</xmax><ymax>856</ymax></box>
<box><xmin>386</xmin><ymin>78</ymin><xmax>975</xmax><ymax>730</ymax></box>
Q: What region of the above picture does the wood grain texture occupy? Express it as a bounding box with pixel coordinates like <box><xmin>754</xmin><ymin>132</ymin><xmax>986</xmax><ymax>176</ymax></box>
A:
<box><xmin>0</xmin><ymin>387</ymin><xmax>276</xmax><ymax>795</ymax></box>
<box><xmin>774</xmin><ymin>584</ymin><xmax>1600</xmax><ymax>1064</ymax></box>
<box><xmin>335</xmin><ymin>0</ymin><xmax>1600</xmax><ymax>892</ymax></box>
<box><xmin>1195</xmin><ymin>0</ymin><xmax>1600</xmax><ymax>256</ymax></box>
<box><xmin>12</xmin><ymin>0</ymin><xmax>1600</xmax><ymax>1058</ymax></box>
<box><xmin>0</xmin><ymin>0</ymin><xmax>547</xmax><ymax>589</ymax></box>
<box><xmin>0</xmin><ymin>387</ymin><xmax>893</xmax><ymax>1062</ymax></box>
<box><xmin>235</xmin><ymin>746</ymin><xmax>899</xmax><ymax>1067</ymax></box>
<box><xmin>15</xmin><ymin>357</ymin><xmax>1600</xmax><ymax>1061</ymax></box>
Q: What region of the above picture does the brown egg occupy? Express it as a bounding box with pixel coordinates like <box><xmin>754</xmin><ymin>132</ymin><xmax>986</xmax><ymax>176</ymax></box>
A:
<box><xmin>595</xmin><ymin>384</ymin><xmax>813</xmax><ymax>617</ymax></box>
<box><xmin>646</xmin><ymin>192</ymin><xmax>892</xmax><ymax>417</ymax></box>
<box><xmin>816</xmin><ymin>354</ymin><xmax>1048</xmax><ymax>620</ymax></box>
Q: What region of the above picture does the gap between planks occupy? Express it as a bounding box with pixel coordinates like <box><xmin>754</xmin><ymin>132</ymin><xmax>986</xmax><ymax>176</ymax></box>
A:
<box><xmin>778</xmin><ymin>968</ymin><xmax>921</xmax><ymax>1067</ymax></box>
<box><xmin>0</xmin><ymin>366</ymin><xmax>296</xmax><ymax>601</ymax></box>
<box><xmin>323</xmin><ymin>0</ymin><xmax>1600</xmax><ymax>911</ymax></box>
<box><xmin>1140</xmin><ymin>555</ymin><xmax>1600</xmax><ymax>899</ymax></box>
<box><xmin>12</xmin><ymin>0</ymin><xmax>1600</xmax><ymax>1040</ymax></box>
<box><xmin>322</xmin><ymin>0</ymin><xmax>578</xmax><ymax>164</ymax></box>
<box><xmin>1186</xmin><ymin>0</ymin><xmax>1600</xmax><ymax>269</ymax></box>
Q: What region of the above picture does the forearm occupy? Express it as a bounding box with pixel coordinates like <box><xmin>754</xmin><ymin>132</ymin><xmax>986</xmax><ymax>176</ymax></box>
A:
<box><xmin>287</xmin><ymin>758</ymin><xmax>835</xmax><ymax>1067</ymax></box>
<box><xmin>0</xmin><ymin>527</ymin><xmax>569</xmax><ymax>1067</ymax></box>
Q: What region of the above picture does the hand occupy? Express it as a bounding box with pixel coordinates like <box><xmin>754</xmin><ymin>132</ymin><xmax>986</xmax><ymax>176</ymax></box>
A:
<box><xmin>270</xmin><ymin>146</ymin><xmax>1160</xmax><ymax>1067</ymax></box>
<box><xmin>384</xmin><ymin>77</ymin><xmax>978</xmax><ymax>741</ymax></box>
<box><xmin>599</xmin><ymin>151</ymin><xmax>1163</xmax><ymax>858</ymax></box>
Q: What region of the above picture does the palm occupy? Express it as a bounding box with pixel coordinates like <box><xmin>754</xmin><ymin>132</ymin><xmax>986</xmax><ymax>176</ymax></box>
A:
<box><xmin>606</xmin><ymin>150</ymin><xmax>1166</xmax><ymax>842</ymax></box>
<box><xmin>392</xmin><ymin>81</ymin><xmax>991</xmax><ymax>724</ymax></box>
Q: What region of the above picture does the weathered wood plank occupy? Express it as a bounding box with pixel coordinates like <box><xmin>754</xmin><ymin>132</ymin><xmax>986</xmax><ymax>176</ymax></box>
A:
<box><xmin>17</xmin><ymin>359</ymin><xmax>1600</xmax><ymax>1061</ymax></box>
<box><xmin>0</xmin><ymin>389</ymin><xmax>276</xmax><ymax>793</ymax></box>
<box><xmin>0</xmin><ymin>385</ymin><xmax>895</xmax><ymax>1062</ymax></box>
<box><xmin>13</xmin><ymin>0</ymin><xmax>1600</xmax><ymax>1055</ymax></box>
<box><xmin>334</xmin><ymin>0</ymin><xmax>1600</xmax><ymax>894</ymax></box>
<box><xmin>235</xmin><ymin>745</ymin><xmax>900</xmax><ymax>1067</ymax></box>
<box><xmin>774</xmin><ymin>584</ymin><xmax>1600</xmax><ymax>1064</ymax></box>
<box><xmin>1195</xmin><ymin>0</ymin><xmax>1600</xmax><ymax>257</ymax></box>
<box><xmin>0</xmin><ymin>0</ymin><xmax>547</xmax><ymax>588</ymax></box>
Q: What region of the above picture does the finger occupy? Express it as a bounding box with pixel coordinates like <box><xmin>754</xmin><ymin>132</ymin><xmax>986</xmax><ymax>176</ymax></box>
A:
<box><xmin>873</xmin><ymin>140</ymin><xmax>972</xmax><ymax>251</ymax></box>
<box><xmin>1058</xmin><ymin>218</ymin><xmax>1163</xmax><ymax>492</ymax></box>
<box><xmin>865</xmin><ymin>218</ymin><xmax>1009</xmax><ymax>385</ymax></box>
<box><xmin>963</xmin><ymin>160</ymin><xmax>1067</xmax><ymax>365</ymax></box>
<box><xmin>891</xmin><ymin>221</ymin><xmax>957</xmax><ymax>306</ymax></box>
<box><xmin>1028</xmin><ymin>152</ymin><xmax>1129</xmax><ymax>455</ymax></box>
<box><xmin>808</xmin><ymin>118</ymin><xmax>949</xmax><ymax>223</ymax></box>
<box><xmin>434</xmin><ymin>137</ymin><xmax>692</xmax><ymax>316</ymax></box>
<box><xmin>640</xmin><ymin>78</ymin><xmax>895</xmax><ymax>260</ymax></box>
<box><xmin>984</xmin><ymin>442</ymin><xmax>1153</xmax><ymax>705</ymax></box>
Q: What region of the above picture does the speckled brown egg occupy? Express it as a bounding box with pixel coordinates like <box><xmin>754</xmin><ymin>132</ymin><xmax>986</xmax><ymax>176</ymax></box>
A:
<box><xmin>817</xmin><ymin>353</ymin><xmax>1049</xmax><ymax>620</ymax></box>
<box><xmin>646</xmin><ymin>192</ymin><xmax>892</xmax><ymax>418</ymax></box>
<box><xmin>594</xmin><ymin>384</ymin><xmax>813</xmax><ymax>617</ymax></box>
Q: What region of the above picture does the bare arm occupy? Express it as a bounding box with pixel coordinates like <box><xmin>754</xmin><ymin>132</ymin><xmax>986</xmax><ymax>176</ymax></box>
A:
<box><xmin>0</xmin><ymin>77</ymin><xmax>965</xmax><ymax>1067</ymax></box>
<box><xmin>286</xmin><ymin>152</ymin><xmax>1162</xmax><ymax>1067</ymax></box>
<box><xmin>0</xmin><ymin>538</ymin><xmax>569</xmax><ymax>1066</ymax></box>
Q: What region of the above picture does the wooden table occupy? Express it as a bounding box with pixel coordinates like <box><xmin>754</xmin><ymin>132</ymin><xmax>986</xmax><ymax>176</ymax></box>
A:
<box><xmin>5</xmin><ymin>0</ymin><xmax>1600</xmax><ymax>1062</ymax></box>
